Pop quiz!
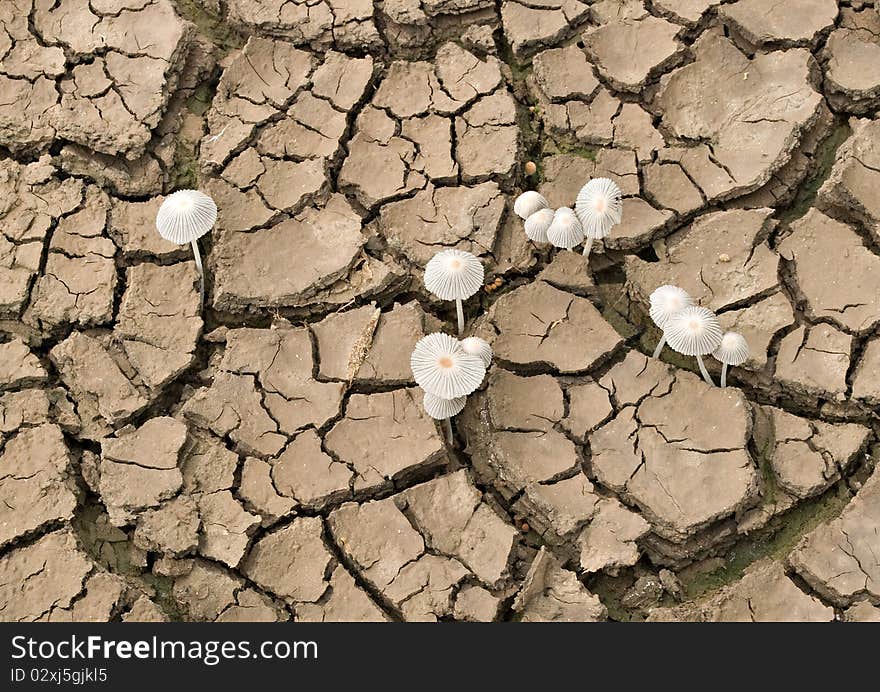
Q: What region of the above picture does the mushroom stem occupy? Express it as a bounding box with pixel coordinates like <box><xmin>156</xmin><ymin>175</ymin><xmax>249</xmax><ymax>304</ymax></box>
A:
<box><xmin>191</xmin><ymin>238</ymin><xmax>204</xmax><ymax>311</ymax></box>
<box><xmin>652</xmin><ymin>335</ymin><xmax>667</xmax><ymax>359</ymax></box>
<box><xmin>721</xmin><ymin>363</ymin><xmax>728</xmax><ymax>388</ymax></box>
<box><xmin>456</xmin><ymin>299</ymin><xmax>465</xmax><ymax>336</ymax></box>
<box><xmin>696</xmin><ymin>354</ymin><xmax>714</xmax><ymax>386</ymax></box>
<box><xmin>582</xmin><ymin>237</ymin><xmax>594</xmax><ymax>258</ymax></box>
<box><xmin>443</xmin><ymin>418</ymin><xmax>454</xmax><ymax>446</ymax></box>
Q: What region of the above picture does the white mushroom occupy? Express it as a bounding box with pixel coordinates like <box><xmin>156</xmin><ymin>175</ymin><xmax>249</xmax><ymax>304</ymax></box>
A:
<box><xmin>712</xmin><ymin>332</ymin><xmax>750</xmax><ymax>388</ymax></box>
<box><xmin>514</xmin><ymin>191</ymin><xmax>549</xmax><ymax>220</ymax></box>
<box><xmin>575</xmin><ymin>177</ymin><xmax>622</xmax><ymax>258</ymax></box>
<box><xmin>155</xmin><ymin>189</ymin><xmax>217</xmax><ymax>310</ymax></box>
<box><xmin>410</xmin><ymin>332</ymin><xmax>486</xmax><ymax>400</ymax></box>
<box><xmin>649</xmin><ymin>285</ymin><xmax>694</xmax><ymax>358</ymax></box>
<box><xmin>664</xmin><ymin>305</ymin><xmax>723</xmax><ymax>386</ymax></box>
<box><xmin>423</xmin><ymin>391</ymin><xmax>466</xmax><ymax>444</ymax></box>
<box><xmin>524</xmin><ymin>207</ymin><xmax>554</xmax><ymax>243</ymax></box>
<box><xmin>424</xmin><ymin>249</ymin><xmax>484</xmax><ymax>335</ymax></box>
<box><xmin>460</xmin><ymin>336</ymin><xmax>492</xmax><ymax>368</ymax></box>
<box><xmin>546</xmin><ymin>207</ymin><xmax>585</xmax><ymax>250</ymax></box>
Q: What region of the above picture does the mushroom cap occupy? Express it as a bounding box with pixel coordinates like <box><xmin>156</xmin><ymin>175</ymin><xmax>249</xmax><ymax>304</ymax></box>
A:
<box><xmin>514</xmin><ymin>191</ymin><xmax>549</xmax><ymax>220</ymax></box>
<box><xmin>423</xmin><ymin>249</ymin><xmax>485</xmax><ymax>301</ymax></box>
<box><xmin>649</xmin><ymin>285</ymin><xmax>694</xmax><ymax>329</ymax></box>
<box><xmin>524</xmin><ymin>207</ymin><xmax>554</xmax><ymax>243</ymax></box>
<box><xmin>665</xmin><ymin>306</ymin><xmax>723</xmax><ymax>357</ymax></box>
<box><xmin>423</xmin><ymin>392</ymin><xmax>467</xmax><ymax>420</ymax></box>
<box><xmin>156</xmin><ymin>189</ymin><xmax>217</xmax><ymax>244</ymax></box>
<box><xmin>460</xmin><ymin>336</ymin><xmax>492</xmax><ymax>368</ymax></box>
<box><xmin>411</xmin><ymin>332</ymin><xmax>486</xmax><ymax>399</ymax></box>
<box><xmin>575</xmin><ymin>177</ymin><xmax>623</xmax><ymax>240</ymax></box>
<box><xmin>546</xmin><ymin>207</ymin><xmax>585</xmax><ymax>250</ymax></box>
<box><xmin>713</xmin><ymin>332</ymin><xmax>750</xmax><ymax>366</ymax></box>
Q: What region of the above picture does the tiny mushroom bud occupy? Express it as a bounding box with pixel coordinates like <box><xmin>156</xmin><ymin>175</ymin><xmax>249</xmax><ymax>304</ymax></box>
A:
<box><xmin>155</xmin><ymin>189</ymin><xmax>217</xmax><ymax>310</ymax></box>
<box><xmin>546</xmin><ymin>207</ymin><xmax>585</xmax><ymax>250</ymax></box>
<box><xmin>513</xmin><ymin>191</ymin><xmax>549</xmax><ymax>220</ymax></box>
<box><xmin>424</xmin><ymin>249</ymin><xmax>484</xmax><ymax>336</ymax></box>
<box><xmin>524</xmin><ymin>161</ymin><xmax>537</xmax><ymax>176</ymax></box>
<box><xmin>664</xmin><ymin>305</ymin><xmax>723</xmax><ymax>386</ymax></box>
<box><xmin>712</xmin><ymin>332</ymin><xmax>750</xmax><ymax>388</ymax></box>
<box><xmin>524</xmin><ymin>207</ymin><xmax>554</xmax><ymax>243</ymax></box>
<box><xmin>460</xmin><ymin>336</ymin><xmax>493</xmax><ymax>368</ymax></box>
<box><xmin>649</xmin><ymin>285</ymin><xmax>694</xmax><ymax>358</ymax></box>
<box><xmin>575</xmin><ymin>177</ymin><xmax>623</xmax><ymax>259</ymax></box>
<box><xmin>410</xmin><ymin>332</ymin><xmax>486</xmax><ymax>400</ymax></box>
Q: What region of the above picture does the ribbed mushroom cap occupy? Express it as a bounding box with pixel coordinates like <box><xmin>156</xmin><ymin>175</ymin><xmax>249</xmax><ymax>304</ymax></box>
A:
<box><xmin>514</xmin><ymin>191</ymin><xmax>549</xmax><ymax>220</ymax></box>
<box><xmin>156</xmin><ymin>189</ymin><xmax>217</xmax><ymax>244</ymax></box>
<box><xmin>665</xmin><ymin>306</ymin><xmax>723</xmax><ymax>357</ymax></box>
<box><xmin>524</xmin><ymin>207</ymin><xmax>554</xmax><ymax>243</ymax></box>
<box><xmin>422</xmin><ymin>392</ymin><xmax>467</xmax><ymax>420</ymax></box>
<box><xmin>712</xmin><ymin>332</ymin><xmax>750</xmax><ymax>366</ymax></box>
<box><xmin>546</xmin><ymin>207</ymin><xmax>585</xmax><ymax>250</ymax></box>
<box><xmin>575</xmin><ymin>177</ymin><xmax>623</xmax><ymax>240</ymax></box>
<box><xmin>424</xmin><ymin>249</ymin><xmax>484</xmax><ymax>301</ymax></box>
<box><xmin>411</xmin><ymin>332</ymin><xmax>486</xmax><ymax>399</ymax></box>
<box><xmin>460</xmin><ymin>336</ymin><xmax>492</xmax><ymax>368</ymax></box>
<box><xmin>649</xmin><ymin>285</ymin><xmax>694</xmax><ymax>329</ymax></box>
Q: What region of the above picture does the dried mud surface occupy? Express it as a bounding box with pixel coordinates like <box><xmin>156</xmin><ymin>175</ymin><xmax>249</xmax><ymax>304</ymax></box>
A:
<box><xmin>1</xmin><ymin>0</ymin><xmax>879</xmax><ymax>622</ymax></box>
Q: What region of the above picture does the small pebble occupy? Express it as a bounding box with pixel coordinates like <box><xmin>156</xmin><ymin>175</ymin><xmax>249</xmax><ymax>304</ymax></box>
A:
<box><xmin>718</xmin><ymin>253</ymin><xmax>731</xmax><ymax>263</ymax></box>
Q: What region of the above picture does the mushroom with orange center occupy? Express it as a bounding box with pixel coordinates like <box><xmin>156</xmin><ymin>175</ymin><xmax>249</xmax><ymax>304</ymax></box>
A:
<box><xmin>524</xmin><ymin>207</ymin><xmax>554</xmax><ymax>243</ymax></box>
<box><xmin>575</xmin><ymin>177</ymin><xmax>622</xmax><ymax>259</ymax></box>
<box><xmin>411</xmin><ymin>332</ymin><xmax>486</xmax><ymax>444</ymax></box>
<box><xmin>155</xmin><ymin>189</ymin><xmax>217</xmax><ymax>310</ymax></box>
<box><xmin>664</xmin><ymin>306</ymin><xmax>723</xmax><ymax>386</ymax></box>
<box><xmin>424</xmin><ymin>249</ymin><xmax>485</xmax><ymax>336</ymax></box>
<box><xmin>712</xmin><ymin>332</ymin><xmax>749</xmax><ymax>388</ymax></box>
<box><xmin>649</xmin><ymin>285</ymin><xmax>694</xmax><ymax>358</ymax></box>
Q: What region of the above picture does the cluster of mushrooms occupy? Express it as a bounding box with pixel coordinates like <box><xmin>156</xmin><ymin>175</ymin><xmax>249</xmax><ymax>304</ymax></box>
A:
<box><xmin>648</xmin><ymin>285</ymin><xmax>750</xmax><ymax>387</ymax></box>
<box><xmin>513</xmin><ymin>177</ymin><xmax>623</xmax><ymax>260</ymax></box>
<box><xmin>410</xmin><ymin>249</ymin><xmax>493</xmax><ymax>440</ymax></box>
<box><xmin>153</xmin><ymin>185</ymin><xmax>749</xmax><ymax>448</ymax></box>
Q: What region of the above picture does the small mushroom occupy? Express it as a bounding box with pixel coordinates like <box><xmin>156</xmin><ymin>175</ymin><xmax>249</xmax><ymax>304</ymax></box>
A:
<box><xmin>712</xmin><ymin>332</ymin><xmax>749</xmax><ymax>388</ymax></box>
<box><xmin>664</xmin><ymin>305</ymin><xmax>723</xmax><ymax>386</ymax></box>
<box><xmin>524</xmin><ymin>207</ymin><xmax>554</xmax><ymax>243</ymax></box>
<box><xmin>460</xmin><ymin>336</ymin><xmax>493</xmax><ymax>368</ymax></box>
<box><xmin>155</xmin><ymin>189</ymin><xmax>217</xmax><ymax>310</ymax></box>
<box><xmin>575</xmin><ymin>177</ymin><xmax>622</xmax><ymax>259</ymax></box>
<box><xmin>422</xmin><ymin>391</ymin><xmax>466</xmax><ymax>444</ymax></box>
<box><xmin>649</xmin><ymin>285</ymin><xmax>694</xmax><ymax>358</ymax></box>
<box><xmin>546</xmin><ymin>207</ymin><xmax>585</xmax><ymax>250</ymax></box>
<box><xmin>513</xmin><ymin>191</ymin><xmax>549</xmax><ymax>220</ymax></box>
<box><xmin>424</xmin><ymin>249</ymin><xmax>484</xmax><ymax>335</ymax></box>
<box><xmin>410</xmin><ymin>332</ymin><xmax>486</xmax><ymax>400</ymax></box>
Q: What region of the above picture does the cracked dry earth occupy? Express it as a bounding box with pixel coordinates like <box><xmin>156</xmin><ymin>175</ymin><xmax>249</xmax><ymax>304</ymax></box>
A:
<box><xmin>2</xmin><ymin>0</ymin><xmax>880</xmax><ymax>624</ymax></box>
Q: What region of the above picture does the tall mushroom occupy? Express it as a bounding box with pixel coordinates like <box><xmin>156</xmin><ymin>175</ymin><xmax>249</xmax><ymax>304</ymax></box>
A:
<box><xmin>712</xmin><ymin>332</ymin><xmax>749</xmax><ymax>388</ymax></box>
<box><xmin>664</xmin><ymin>306</ymin><xmax>723</xmax><ymax>386</ymax></box>
<box><xmin>575</xmin><ymin>177</ymin><xmax>622</xmax><ymax>259</ymax></box>
<box><xmin>649</xmin><ymin>285</ymin><xmax>694</xmax><ymax>358</ymax></box>
<box><xmin>155</xmin><ymin>189</ymin><xmax>217</xmax><ymax>310</ymax></box>
<box><xmin>424</xmin><ymin>249</ymin><xmax>484</xmax><ymax>336</ymax></box>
